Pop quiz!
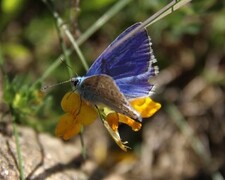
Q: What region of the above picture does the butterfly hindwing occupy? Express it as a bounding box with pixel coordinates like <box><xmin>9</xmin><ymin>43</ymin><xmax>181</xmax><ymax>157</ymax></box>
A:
<box><xmin>115</xmin><ymin>67</ymin><xmax>158</xmax><ymax>99</ymax></box>
<box><xmin>78</xmin><ymin>75</ymin><xmax>141</xmax><ymax>121</ymax></box>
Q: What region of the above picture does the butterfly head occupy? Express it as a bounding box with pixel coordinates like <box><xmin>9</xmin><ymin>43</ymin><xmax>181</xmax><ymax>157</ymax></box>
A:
<box><xmin>71</xmin><ymin>77</ymin><xmax>83</xmax><ymax>88</ymax></box>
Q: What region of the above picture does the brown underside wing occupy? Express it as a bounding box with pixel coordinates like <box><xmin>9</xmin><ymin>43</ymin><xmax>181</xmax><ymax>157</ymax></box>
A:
<box><xmin>78</xmin><ymin>74</ymin><xmax>142</xmax><ymax>122</ymax></box>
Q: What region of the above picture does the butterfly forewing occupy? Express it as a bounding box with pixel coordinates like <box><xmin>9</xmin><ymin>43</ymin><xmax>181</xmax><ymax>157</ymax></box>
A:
<box><xmin>86</xmin><ymin>23</ymin><xmax>151</xmax><ymax>79</ymax></box>
<box><xmin>86</xmin><ymin>23</ymin><xmax>158</xmax><ymax>99</ymax></box>
<box><xmin>79</xmin><ymin>75</ymin><xmax>141</xmax><ymax>122</ymax></box>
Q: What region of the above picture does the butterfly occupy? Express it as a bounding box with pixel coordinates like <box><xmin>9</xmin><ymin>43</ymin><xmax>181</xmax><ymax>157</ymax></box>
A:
<box><xmin>71</xmin><ymin>22</ymin><xmax>158</xmax><ymax>122</ymax></box>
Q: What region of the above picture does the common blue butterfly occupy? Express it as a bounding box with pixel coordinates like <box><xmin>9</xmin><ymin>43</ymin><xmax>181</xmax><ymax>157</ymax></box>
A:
<box><xmin>71</xmin><ymin>23</ymin><xmax>158</xmax><ymax>122</ymax></box>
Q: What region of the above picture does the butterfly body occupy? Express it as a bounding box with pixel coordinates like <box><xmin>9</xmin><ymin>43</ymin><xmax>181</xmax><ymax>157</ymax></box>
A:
<box><xmin>71</xmin><ymin>22</ymin><xmax>158</xmax><ymax>122</ymax></box>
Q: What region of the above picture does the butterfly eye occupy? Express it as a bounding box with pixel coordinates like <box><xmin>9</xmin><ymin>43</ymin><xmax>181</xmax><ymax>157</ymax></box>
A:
<box><xmin>71</xmin><ymin>78</ymin><xmax>80</xmax><ymax>87</ymax></box>
<box><xmin>73</xmin><ymin>79</ymin><xmax>79</xmax><ymax>86</ymax></box>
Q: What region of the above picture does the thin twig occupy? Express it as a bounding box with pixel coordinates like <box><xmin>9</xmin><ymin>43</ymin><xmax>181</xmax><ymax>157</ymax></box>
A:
<box><xmin>105</xmin><ymin>0</ymin><xmax>192</xmax><ymax>55</ymax></box>
<box><xmin>54</xmin><ymin>11</ymin><xmax>73</xmax><ymax>78</ymax></box>
<box><xmin>42</xmin><ymin>0</ymin><xmax>89</xmax><ymax>71</ymax></box>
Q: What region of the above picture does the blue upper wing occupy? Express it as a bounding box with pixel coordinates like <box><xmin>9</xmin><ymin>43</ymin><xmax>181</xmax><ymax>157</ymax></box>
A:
<box><xmin>86</xmin><ymin>22</ymin><xmax>158</xmax><ymax>99</ymax></box>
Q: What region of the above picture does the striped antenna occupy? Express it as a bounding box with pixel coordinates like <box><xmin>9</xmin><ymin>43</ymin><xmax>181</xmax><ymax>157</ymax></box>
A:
<box><xmin>41</xmin><ymin>79</ymin><xmax>71</xmax><ymax>92</ymax></box>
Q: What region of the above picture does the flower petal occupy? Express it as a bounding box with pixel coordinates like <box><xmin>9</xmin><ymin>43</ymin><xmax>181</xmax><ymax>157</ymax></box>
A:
<box><xmin>79</xmin><ymin>100</ymin><xmax>98</xmax><ymax>126</ymax></box>
<box><xmin>106</xmin><ymin>112</ymin><xmax>142</xmax><ymax>132</ymax></box>
<box><xmin>130</xmin><ymin>97</ymin><xmax>161</xmax><ymax>118</ymax></box>
<box><xmin>101</xmin><ymin>117</ymin><xmax>130</xmax><ymax>151</ymax></box>
<box><xmin>118</xmin><ymin>114</ymin><xmax>142</xmax><ymax>131</ymax></box>
<box><xmin>55</xmin><ymin>113</ymin><xmax>81</xmax><ymax>140</ymax></box>
<box><xmin>61</xmin><ymin>92</ymin><xmax>81</xmax><ymax>114</ymax></box>
<box><xmin>61</xmin><ymin>92</ymin><xmax>98</xmax><ymax>126</ymax></box>
<box><xmin>106</xmin><ymin>113</ymin><xmax>119</xmax><ymax>131</ymax></box>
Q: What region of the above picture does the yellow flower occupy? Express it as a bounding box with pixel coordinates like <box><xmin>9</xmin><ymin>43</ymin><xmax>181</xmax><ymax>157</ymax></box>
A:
<box><xmin>55</xmin><ymin>92</ymin><xmax>98</xmax><ymax>140</ymax></box>
<box><xmin>56</xmin><ymin>91</ymin><xmax>161</xmax><ymax>151</ymax></box>
<box><xmin>130</xmin><ymin>97</ymin><xmax>161</xmax><ymax>118</ymax></box>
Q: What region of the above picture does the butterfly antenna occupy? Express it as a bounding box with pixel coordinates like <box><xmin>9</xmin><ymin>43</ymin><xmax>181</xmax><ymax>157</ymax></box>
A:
<box><xmin>74</xmin><ymin>72</ymin><xmax>78</xmax><ymax>77</ymax></box>
<box><xmin>60</xmin><ymin>56</ymin><xmax>74</xmax><ymax>71</ymax></box>
<box><xmin>41</xmin><ymin>79</ymin><xmax>71</xmax><ymax>92</ymax></box>
<box><xmin>59</xmin><ymin>57</ymin><xmax>79</xmax><ymax>79</ymax></box>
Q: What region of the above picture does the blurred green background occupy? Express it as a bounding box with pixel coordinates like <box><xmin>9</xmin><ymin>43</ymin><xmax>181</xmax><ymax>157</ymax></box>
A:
<box><xmin>0</xmin><ymin>0</ymin><xmax>224</xmax><ymax>179</ymax></box>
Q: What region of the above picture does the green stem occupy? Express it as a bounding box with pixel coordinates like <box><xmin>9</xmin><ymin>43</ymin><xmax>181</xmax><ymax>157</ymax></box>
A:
<box><xmin>49</xmin><ymin>5</ymin><xmax>89</xmax><ymax>71</ymax></box>
<box><xmin>10</xmin><ymin>106</ymin><xmax>25</xmax><ymax>180</ymax></box>
<box><xmin>79</xmin><ymin>127</ymin><xmax>86</xmax><ymax>159</ymax></box>
<box><xmin>54</xmin><ymin>10</ymin><xmax>73</xmax><ymax>78</ymax></box>
<box><xmin>13</xmin><ymin>123</ymin><xmax>24</xmax><ymax>180</ymax></box>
